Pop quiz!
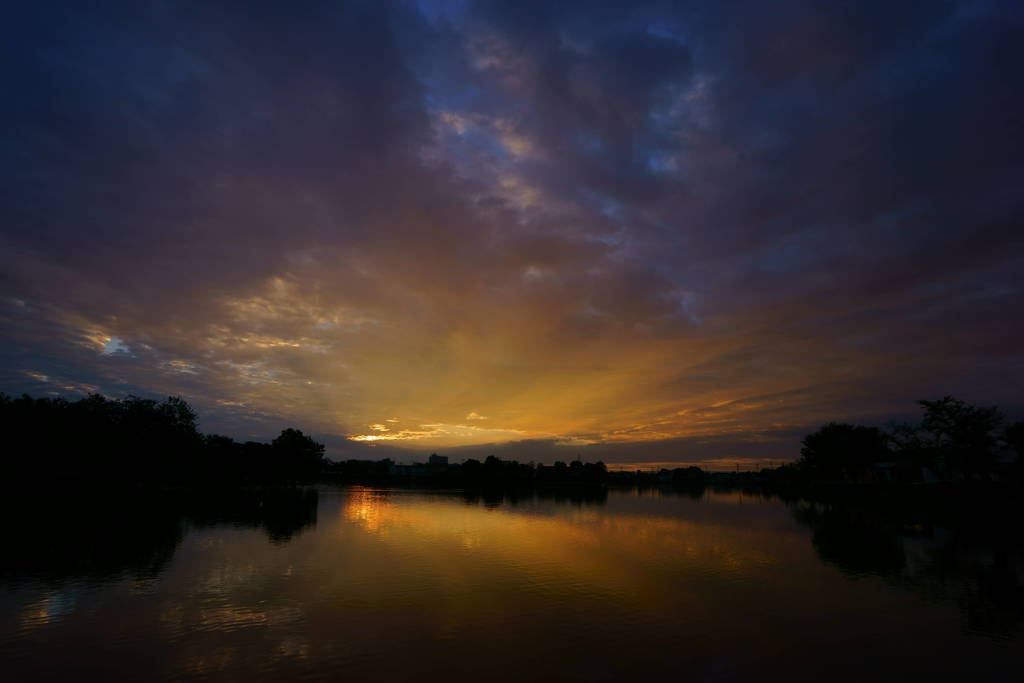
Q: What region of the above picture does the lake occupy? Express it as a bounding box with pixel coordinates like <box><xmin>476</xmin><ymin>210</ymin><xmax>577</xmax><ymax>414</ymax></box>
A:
<box><xmin>1</xmin><ymin>485</ymin><xmax>1020</xmax><ymax>681</ymax></box>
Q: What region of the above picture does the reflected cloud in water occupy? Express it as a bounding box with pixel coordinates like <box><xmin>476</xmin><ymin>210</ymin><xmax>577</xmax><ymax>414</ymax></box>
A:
<box><xmin>0</xmin><ymin>485</ymin><xmax>1021</xmax><ymax>682</ymax></box>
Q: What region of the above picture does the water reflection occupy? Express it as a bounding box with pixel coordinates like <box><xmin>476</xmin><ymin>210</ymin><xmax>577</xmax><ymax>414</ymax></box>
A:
<box><xmin>0</xmin><ymin>486</ymin><xmax>319</xmax><ymax>586</ymax></box>
<box><xmin>19</xmin><ymin>590</ymin><xmax>75</xmax><ymax>629</ymax></box>
<box><xmin>456</xmin><ymin>486</ymin><xmax>610</xmax><ymax>508</ymax></box>
<box><xmin>187</xmin><ymin>487</ymin><xmax>320</xmax><ymax>544</ymax></box>
<box><xmin>791</xmin><ymin>499</ymin><xmax>1024</xmax><ymax>640</ymax></box>
<box><xmin>342</xmin><ymin>487</ymin><xmax>391</xmax><ymax>532</ymax></box>
<box><xmin>0</xmin><ymin>485</ymin><xmax>1020</xmax><ymax>682</ymax></box>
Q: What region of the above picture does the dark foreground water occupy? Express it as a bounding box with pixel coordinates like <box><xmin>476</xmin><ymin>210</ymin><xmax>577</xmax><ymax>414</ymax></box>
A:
<box><xmin>1</xmin><ymin>485</ymin><xmax>1021</xmax><ymax>681</ymax></box>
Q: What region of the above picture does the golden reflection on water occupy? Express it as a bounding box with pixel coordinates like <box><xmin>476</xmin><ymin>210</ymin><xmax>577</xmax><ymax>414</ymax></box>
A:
<box><xmin>337</xmin><ymin>487</ymin><xmax>790</xmax><ymax>612</ymax></box>
<box><xmin>342</xmin><ymin>487</ymin><xmax>391</xmax><ymax>533</ymax></box>
<box><xmin>4</xmin><ymin>487</ymin><xmax>1020</xmax><ymax>683</ymax></box>
<box><xmin>19</xmin><ymin>591</ymin><xmax>74</xmax><ymax>630</ymax></box>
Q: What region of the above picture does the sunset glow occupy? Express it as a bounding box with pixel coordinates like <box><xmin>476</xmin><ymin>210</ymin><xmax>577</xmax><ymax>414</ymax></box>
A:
<box><xmin>2</xmin><ymin>1</ymin><xmax>1021</xmax><ymax>466</ymax></box>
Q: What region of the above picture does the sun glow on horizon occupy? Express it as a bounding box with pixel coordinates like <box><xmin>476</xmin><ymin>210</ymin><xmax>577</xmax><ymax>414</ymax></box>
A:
<box><xmin>6</xmin><ymin>0</ymin><xmax>1016</xmax><ymax>465</ymax></box>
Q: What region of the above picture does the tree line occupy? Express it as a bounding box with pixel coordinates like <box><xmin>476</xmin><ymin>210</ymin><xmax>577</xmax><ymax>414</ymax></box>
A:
<box><xmin>322</xmin><ymin>453</ymin><xmax>609</xmax><ymax>484</ymax></box>
<box><xmin>6</xmin><ymin>391</ymin><xmax>1019</xmax><ymax>488</ymax></box>
<box><xmin>0</xmin><ymin>393</ymin><xmax>612</xmax><ymax>487</ymax></box>
<box><xmin>796</xmin><ymin>396</ymin><xmax>1023</xmax><ymax>483</ymax></box>
<box><xmin>0</xmin><ymin>393</ymin><xmax>326</xmax><ymax>485</ymax></box>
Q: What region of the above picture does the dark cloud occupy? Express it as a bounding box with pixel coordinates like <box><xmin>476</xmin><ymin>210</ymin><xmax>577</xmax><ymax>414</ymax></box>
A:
<box><xmin>2</xmin><ymin>0</ymin><xmax>1022</xmax><ymax>462</ymax></box>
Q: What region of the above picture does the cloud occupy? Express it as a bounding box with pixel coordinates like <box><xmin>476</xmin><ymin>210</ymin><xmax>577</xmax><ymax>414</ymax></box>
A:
<box><xmin>1</xmin><ymin>0</ymin><xmax>1022</xmax><ymax>461</ymax></box>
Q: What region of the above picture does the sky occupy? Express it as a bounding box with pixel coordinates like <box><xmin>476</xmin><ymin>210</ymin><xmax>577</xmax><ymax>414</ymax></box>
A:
<box><xmin>1</xmin><ymin>0</ymin><xmax>1022</xmax><ymax>466</ymax></box>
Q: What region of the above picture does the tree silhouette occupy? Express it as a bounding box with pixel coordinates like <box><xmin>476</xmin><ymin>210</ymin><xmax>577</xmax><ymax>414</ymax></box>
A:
<box><xmin>917</xmin><ymin>396</ymin><xmax>1003</xmax><ymax>481</ymax></box>
<box><xmin>0</xmin><ymin>393</ymin><xmax>326</xmax><ymax>485</ymax></box>
<box><xmin>272</xmin><ymin>428</ymin><xmax>326</xmax><ymax>475</ymax></box>
<box><xmin>798</xmin><ymin>422</ymin><xmax>889</xmax><ymax>480</ymax></box>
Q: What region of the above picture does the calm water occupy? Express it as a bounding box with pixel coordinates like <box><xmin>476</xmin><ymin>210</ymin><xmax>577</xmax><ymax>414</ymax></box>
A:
<box><xmin>1</xmin><ymin>485</ymin><xmax>1020</xmax><ymax>681</ymax></box>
